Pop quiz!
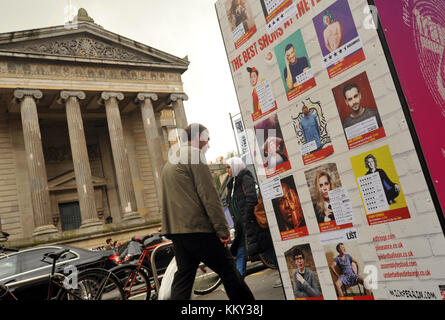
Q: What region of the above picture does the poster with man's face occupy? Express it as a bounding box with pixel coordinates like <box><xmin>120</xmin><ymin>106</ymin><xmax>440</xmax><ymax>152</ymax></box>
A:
<box><xmin>254</xmin><ymin>113</ymin><xmax>291</xmax><ymax>178</ymax></box>
<box><xmin>304</xmin><ymin>163</ymin><xmax>355</xmax><ymax>233</ymax></box>
<box><xmin>313</xmin><ymin>0</ymin><xmax>366</xmax><ymax>78</ymax></box>
<box><xmin>320</xmin><ymin>228</ymin><xmax>374</xmax><ymax>300</ymax></box>
<box><xmin>292</xmin><ymin>97</ymin><xmax>334</xmax><ymax>165</ymax></box>
<box><xmin>274</xmin><ymin>29</ymin><xmax>317</xmax><ymax>101</ymax></box>
<box><xmin>284</xmin><ymin>243</ymin><xmax>324</xmax><ymax>300</ymax></box>
<box><xmin>332</xmin><ymin>71</ymin><xmax>386</xmax><ymax>149</ymax></box>
<box><xmin>225</xmin><ymin>0</ymin><xmax>257</xmax><ymax>49</ymax></box>
<box><xmin>271</xmin><ymin>175</ymin><xmax>308</xmax><ymax>240</ymax></box>
<box><xmin>350</xmin><ymin>145</ymin><xmax>410</xmax><ymax>226</ymax></box>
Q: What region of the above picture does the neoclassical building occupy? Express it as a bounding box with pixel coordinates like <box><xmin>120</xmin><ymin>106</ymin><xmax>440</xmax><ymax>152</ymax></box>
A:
<box><xmin>0</xmin><ymin>9</ymin><xmax>189</xmax><ymax>248</ymax></box>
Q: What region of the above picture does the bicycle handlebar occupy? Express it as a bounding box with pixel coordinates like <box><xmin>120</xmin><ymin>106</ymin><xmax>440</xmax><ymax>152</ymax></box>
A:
<box><xmin>43</xmin><ymin>249</ymin><xmax>70</xmax><ymax>262</ymax></box>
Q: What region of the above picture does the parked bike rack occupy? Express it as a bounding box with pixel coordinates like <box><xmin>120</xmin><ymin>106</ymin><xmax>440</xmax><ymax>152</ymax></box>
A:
<box><xmin>149</xmin><ymin>241</ymin><xmax>173</xmax><ymax>294</ymax></box>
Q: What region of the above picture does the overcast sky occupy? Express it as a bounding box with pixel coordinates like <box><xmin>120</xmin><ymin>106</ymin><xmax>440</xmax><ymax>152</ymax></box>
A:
<box><xmin>0</xmin><ymin>0</ymin><xmax>240</xmax><ymax>162</ymax></box>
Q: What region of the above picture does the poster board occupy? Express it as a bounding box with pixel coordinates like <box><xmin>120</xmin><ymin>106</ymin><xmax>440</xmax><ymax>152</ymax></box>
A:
<box><xmin>216</xmin><ymin>0</ymin><xmax>445</xmax><ymax>300</ymax></box>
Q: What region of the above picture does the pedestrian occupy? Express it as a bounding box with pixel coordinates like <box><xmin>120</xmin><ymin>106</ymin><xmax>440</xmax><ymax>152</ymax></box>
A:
<box><xmin>161</xmin><ymin>123</ymin><xmax>254</xmax><ymax>301</ymax></box>
<box><xmin>105</xmin><ymin>238</ymin><xmax>113</xmax><ymax>250</ymax></box>
<box><xmin>225</xmin><ymin>157</ymin><xmax>279</xmax><ymax>281</ymax></box>
<box><xmin>120</xmin><ymin>236</ymin><xmax>143</xmax><ymax>263</ymax></box>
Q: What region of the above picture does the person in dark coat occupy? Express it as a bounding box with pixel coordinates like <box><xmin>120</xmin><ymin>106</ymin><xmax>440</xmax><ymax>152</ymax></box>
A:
<box><xmin>225</xmin><ymin>157</ymin><xmax>276</xmax><ymax>279</ymax></box>
<box><xmin>364</xmin><ymin>154</ymin><xmax>400</xmax><ymax>204</ymax></box>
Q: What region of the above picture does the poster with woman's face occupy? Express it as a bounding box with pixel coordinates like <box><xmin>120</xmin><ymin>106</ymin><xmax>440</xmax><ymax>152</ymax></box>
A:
<box><xmin>313</xmin><ymin>0</ymin><xmax>366</xmax><ymax>78</ymax></box>
<box><xmin>320</xmin><ymin>228</ymin><xmax>374</xmax><ymax>300</ymax></box>
<box><xmin>284</xmin><ymin>243</ymin><xmax>323</xmax><ymax>300</ymax></box>
<box><xmin>246</xmin><ymin>65</ymin><xmax>278</xmax><ymax>122</ymax></box>
<box><xmin>350</xmin><ymin>145</ymin><xmax>410</xmax><ymax>226</ymax></box>
<box><xmin>304</xmin><ymin>163</ymin><xmax>354</xmax><ymax>233</ymax></box>
<box><xmin>271</xmin><ymin>175</ymin><xmax>308</xmax><ymax>240</ymax></box>
<box><xmin>254</xmin><ymin>113</ymin><xmax>291</xmax><ymax>178</ymax></box>
<box><xmin>225</xmin><ymin>0</ymin><xmax>257</xmax><ymax>49</ymax></box>
<box><xmin>332</xmin><ymin>72</ymin><xmax>386</xmax><ymax>149</ymax></box>
<box><xmin>291</xmin><ymin>97</ymin><xmax>334</xmax><ymax>165</ymax></box>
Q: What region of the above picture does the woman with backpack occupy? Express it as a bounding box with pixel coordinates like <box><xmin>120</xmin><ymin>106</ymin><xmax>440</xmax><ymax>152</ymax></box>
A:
<box><xmin>225</xmin><ymin>157</ymin><xmax>278</xmax><ymax>280</ymax></box>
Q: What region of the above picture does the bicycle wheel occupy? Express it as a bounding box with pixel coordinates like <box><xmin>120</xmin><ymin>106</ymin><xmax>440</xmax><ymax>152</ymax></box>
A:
<box><xmin>58</xmin><ymin>268</ymin><xmax>126</xmax><ymax>300</ymax></box>
<box><xmin>193</xmin><ymin>263</ymin><xmax>222</xmax><ymax>295</ymax></box>
<box><xmin>111</xmin><ymin>264</ymin><xmax>152</xmax><ymax>300</ymax></box>
<box><xmin>258</xmin><ymin>253</ymin><xmax>277</xmax><ymax>269</ymax></box>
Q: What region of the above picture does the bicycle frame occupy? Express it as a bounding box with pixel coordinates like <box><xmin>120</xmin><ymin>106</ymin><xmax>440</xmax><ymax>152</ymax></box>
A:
<box><xmin>4</xmin><ymin>272</ymin><xmax>84</xmax><ymax>300</ymax></box>
<box><xmin>121</xmin><ymin>240</ymin><xmax>172</xmax><ymax>296</ymax></box>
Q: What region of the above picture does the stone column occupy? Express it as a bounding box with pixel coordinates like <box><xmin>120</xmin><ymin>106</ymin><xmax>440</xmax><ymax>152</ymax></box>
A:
<box><xmin>14</xmin><ymin>89</ymin><xmax>58</xmax><ymax>237</ymax></box>
<box><xmin>101</xmin><ymin>92</ymin><xmax>139</xmax><ymax>220</ymax></box>
<box><xmin>136</xmin><ymin>93</ymin><xmax>164</xmax><ymax>211</ymax></box>
<box><xmin>61</xmin><ymin>90</ymin><xmax>102</xmax><ymax>229</ymax></box>
<box><xmin>170</xmin><ymin>93</ymin><xmax>189</xmax><ymax>130</ymax></box>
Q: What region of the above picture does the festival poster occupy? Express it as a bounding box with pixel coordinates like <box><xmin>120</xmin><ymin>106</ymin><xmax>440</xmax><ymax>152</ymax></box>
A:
<box><xmin>332</xmin><ymin>72</ymin><xmax>386</xmax><ymax>149</ymax></box>
<box><xmin>350</xmin><ymin>145</ymin><xmax>411</xmax><ymax>226</ymax></box>
<box><xmin>254</xmin><ymin>113</ymin><xmax>292</xmax><ymax>178</ymax></box>
<box><xmin>313</xmin><ymin>0</ymin><xmax>366</xmax><ymax>79</ymax></box>
<box><xmin>320</xmin><ymin>228</ymin><xmax>374</xmax><ymax>300</ymax></box>
<box><xmin>271</xmin><ymin>175</ymin><xmax>308</xmax><ymax>240</ymax></box>
<box><xmin>291</xmin><ymin>97</ymin><xmax>334</xmax><ymax>165</ymax></box>
<box><xmin>260</xmin><ymin>0</ymin><xmax>297</xmax><ymax>34</ymax></box>
<box><xmin>375</xmin><ymin>0</ymin><xmax>445</xmax><ymax>213</ymax></box>
<box><xmin>246</xmin><ymin>66</ymin><xmax>278</xmax><ymax>122</ymax></box>
<box><xmin>284</xmin><ymin>243</ymin><xmax>324</xmax><ymax>300</ymax></box>
<box><xmin>274</xmin><ymin>29</ymin><xmax>317</xmax><ymax>101</ymax></box>
<box><xmin>304</xmin><ymin>163</ymin><xmax>354</xmax><ymax>233</ymax></box>
<box><xmin>225</xmin><ymin>0</ymin><xmax>257</xmax><ymax>49</ymax></box>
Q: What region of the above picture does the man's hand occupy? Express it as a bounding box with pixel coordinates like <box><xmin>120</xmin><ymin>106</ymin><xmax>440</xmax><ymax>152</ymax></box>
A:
<box><xmin>296</xmin><ymin>273</ymin><xmax>305</xmax><ymax>284</ymax></box>
<box><xmin>220</xmin><ymin>236</ymin><xmax>231</xmax><ymax>247</ymax></box>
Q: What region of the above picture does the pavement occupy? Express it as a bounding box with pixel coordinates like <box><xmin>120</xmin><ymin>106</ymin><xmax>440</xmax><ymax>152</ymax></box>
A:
<box><xmin>193</xmin><ymin>262</ymin><xmax>285</xmax><ymax>300</ymax></box>
<box><xmin>133</xmin><ymin>261</ymin><xmax>286</xmax><ymax>300</ymax></box>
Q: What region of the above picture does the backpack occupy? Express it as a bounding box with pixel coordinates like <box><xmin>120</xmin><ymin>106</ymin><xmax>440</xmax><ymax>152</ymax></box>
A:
<box><xmin>253</xmin><ymin>194</ymin><xmax>268</xmax><ymax>229</ymax></box>
<box><xmin>241</xmin><ymin>184</ymin><xmax>268</xmax><ymax>229</ymax></box>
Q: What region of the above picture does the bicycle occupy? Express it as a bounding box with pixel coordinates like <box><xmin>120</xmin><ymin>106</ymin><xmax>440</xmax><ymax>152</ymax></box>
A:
<box><xmin>110</xmin><ymin>234</ymin><xmax>223</xmax><ymax>300</ymax></box>
<box><xmin>0</xmin><ymin>249</ymin><xmax>126</xmax><ymax>300</ymax></box>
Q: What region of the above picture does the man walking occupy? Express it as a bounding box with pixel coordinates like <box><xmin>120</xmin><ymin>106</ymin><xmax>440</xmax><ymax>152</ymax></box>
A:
<box><xmin>161</xmin><ymin>123</ymin><xmax>254</xmax><ymax>301</ymax></box>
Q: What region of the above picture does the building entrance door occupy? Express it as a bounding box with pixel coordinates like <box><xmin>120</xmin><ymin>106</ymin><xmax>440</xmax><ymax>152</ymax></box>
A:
<box><xmin>59</xmin><ymin>202</ymin><xmax>82</xmax><ymax>231</ymax></box>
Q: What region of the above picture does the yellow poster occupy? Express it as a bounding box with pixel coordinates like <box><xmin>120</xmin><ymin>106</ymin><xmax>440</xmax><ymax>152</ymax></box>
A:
<box><xmin>350</xmin><ymin>145</ymin><xmax>410</xmax><ymax>225</ymax></box>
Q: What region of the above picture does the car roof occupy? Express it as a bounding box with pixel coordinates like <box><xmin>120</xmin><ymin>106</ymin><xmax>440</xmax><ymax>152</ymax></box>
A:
<box><xmin>1</xmin><ymin>244</ymin><xmax>94</xmax><ymax>259</ymax></box>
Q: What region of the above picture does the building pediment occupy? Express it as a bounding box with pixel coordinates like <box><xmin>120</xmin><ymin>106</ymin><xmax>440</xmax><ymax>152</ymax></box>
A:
<box><xmin>48</xmin><ymin>170</ymin><xmax>106</xmax><ymax>192</ymax></box>
<box><xmin>0</xmin><ymin>22</ymin><xmax>189</xmax><ymax>72</ymax></box>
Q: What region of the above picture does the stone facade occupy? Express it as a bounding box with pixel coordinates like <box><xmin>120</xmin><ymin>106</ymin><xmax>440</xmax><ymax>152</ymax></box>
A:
<box><xmin>0</xmin><ymin>11</ymin><xmax>189</xmax><ymax>249</ymax></box>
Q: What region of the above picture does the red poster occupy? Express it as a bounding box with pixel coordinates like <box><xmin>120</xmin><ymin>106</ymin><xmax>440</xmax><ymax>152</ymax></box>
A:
<box><xmin>332</xmin><ymin>72</ymin><xmax>386</xmax><ymax>150</ymax></box>
<box><xmin>272</xmin><ymin>175</ymin><xmax>308</xmax><ymax>240</ymax></box>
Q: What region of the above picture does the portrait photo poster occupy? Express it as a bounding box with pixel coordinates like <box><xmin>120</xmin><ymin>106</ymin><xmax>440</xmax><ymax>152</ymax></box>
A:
<box><xmin>332</xmin><ymin>71</ymin><xmax>386</xmax><ymax>149</ymax></box>
<box><xmin>271</xmin><ymin>175</ymin><xmax>309</xmax><ymax>240</ymax></box>
<box><xmin>304</xmin><ymin>163</ymin><xmax>355</xmax><ymax>233</ymax></box>
<box><xmin>274</xmin><ymin>28</ymin><xmax>317</xmax><ymax>101</ymax></box>
<box><xmin>313</xmin><ymin>0</ymin><xmax>366</xmax><ymax>79</ymax></box>
<box><xmin>292</xmin><ymin>97</ymin><xmax>335</xmax><ymax>165</ymax></box>
<box><xmin>320</xmin><ymin>228</ymin><xmax>374</xmax><ymax>300</ymax></box>
<box><xmin>245</xmin><ymin>65</ymin><xmax>278</xmax><ymax>122</ymax></box>
<box><xmin>254</xmin><ymin>113</ymin><xmax>292</xmax><ymax>178</ymax></box>
<box><xmin>225</xmin><ymin>0</ymin><xmax>257</xmax><ymax>49</ymax></box>
<box><xmin>350</xmin><ymin>145</ymin><xmax>410</xmax><ymax>226</ymax></box>
<box><xmin>284</xmin><ymin>243</ymin><xmax>324</xmax><ymax>300</ymax></box>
